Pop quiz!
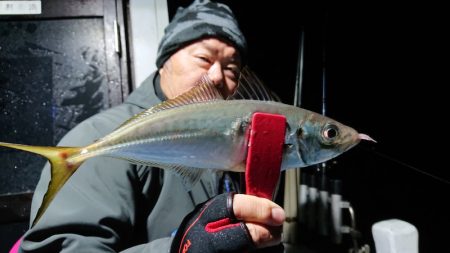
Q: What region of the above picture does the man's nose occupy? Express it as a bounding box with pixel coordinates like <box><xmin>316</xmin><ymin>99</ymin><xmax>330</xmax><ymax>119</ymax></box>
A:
<box><xmin>207</xmin><ymin>62</ymin><xmax>224</xmax><ymax>88</ymax></box>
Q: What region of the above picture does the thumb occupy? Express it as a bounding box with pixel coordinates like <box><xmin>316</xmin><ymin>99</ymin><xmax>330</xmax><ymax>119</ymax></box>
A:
<box><xmin>233</xmin><ymin>194</ymin><xmax>285</xmax><ymax>226</ymax></box>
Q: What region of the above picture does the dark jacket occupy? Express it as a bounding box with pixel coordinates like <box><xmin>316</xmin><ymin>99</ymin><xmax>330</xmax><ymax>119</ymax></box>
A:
<box><xmin>20</xmin><ymin>72</ymin><xmax>219</xmax><ymax>252</ymax></box>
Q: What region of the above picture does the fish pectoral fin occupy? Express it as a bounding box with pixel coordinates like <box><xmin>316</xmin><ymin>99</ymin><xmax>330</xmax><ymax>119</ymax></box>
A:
<box><xmin>170</xmin><ymin>165</ymin><xmax>204</xmax><ymax>190</ymax></box>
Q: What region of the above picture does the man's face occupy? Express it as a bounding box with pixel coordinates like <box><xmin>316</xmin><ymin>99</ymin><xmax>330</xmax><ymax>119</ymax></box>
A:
<box><xmin>159</xmin><ymin>38</ymin><xmax>241</xmax><ymax>99</ymax></box>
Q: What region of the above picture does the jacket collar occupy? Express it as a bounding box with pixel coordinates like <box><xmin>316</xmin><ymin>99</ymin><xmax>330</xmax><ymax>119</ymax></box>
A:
<box><xmin>125</xmin><ymin>71</ymin><xmax>162</xmax><ymax>109</ymax></box>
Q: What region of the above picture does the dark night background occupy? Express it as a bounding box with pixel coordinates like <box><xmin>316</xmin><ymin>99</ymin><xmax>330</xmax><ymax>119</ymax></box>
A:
<box><xmin>171</xmin><ymin>1</ymin><xmax>449</xmax><ymax>252</ymax></box>
<box><xmin>0</xmin><ymin>1</ymin><xmax>447</xmax><ymax>252</ymax></box>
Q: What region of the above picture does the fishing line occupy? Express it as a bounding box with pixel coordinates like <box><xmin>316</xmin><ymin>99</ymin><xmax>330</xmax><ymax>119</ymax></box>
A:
<box><xmin>361</xmin><ymin>147</ymin><xmax>450</xmax><ymax>185</ymax></box>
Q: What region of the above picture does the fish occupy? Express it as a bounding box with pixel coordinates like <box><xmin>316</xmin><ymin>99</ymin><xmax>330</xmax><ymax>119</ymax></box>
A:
<box><xmin>0</xmin><ymin>67</ymin><xmax>374</xmax><ymax>227</ymax></box>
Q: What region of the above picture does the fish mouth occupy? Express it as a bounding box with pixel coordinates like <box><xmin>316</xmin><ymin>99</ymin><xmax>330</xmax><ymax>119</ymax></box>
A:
<box><xmin>358</xmin><ymin>133</ymin><xmax>376</xmax><ymax>143</ymax></box>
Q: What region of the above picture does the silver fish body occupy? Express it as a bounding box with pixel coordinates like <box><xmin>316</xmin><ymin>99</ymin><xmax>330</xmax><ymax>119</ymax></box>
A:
<box><xmin>72</xmin><ymin>99</ymin><xmax>360</xmax><ymax>172</ymax></box>
<box><xmin>0</xmin><ymin>73</ymin><xmax>369</xmax><ymax>227</ymax></box>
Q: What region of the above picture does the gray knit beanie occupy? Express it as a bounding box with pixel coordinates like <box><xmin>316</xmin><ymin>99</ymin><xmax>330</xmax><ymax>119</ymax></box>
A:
<box><xmin>156</xmin><ymin>0</ymin><xmax>247</xmax><ymax>68</ymax></box>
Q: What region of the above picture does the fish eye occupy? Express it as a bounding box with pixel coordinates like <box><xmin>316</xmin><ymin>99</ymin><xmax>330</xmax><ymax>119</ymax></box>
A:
<box><xmin>322</xmin><ymin>124</ymin><xmax>339</xmax><ymax>143</ymax></box>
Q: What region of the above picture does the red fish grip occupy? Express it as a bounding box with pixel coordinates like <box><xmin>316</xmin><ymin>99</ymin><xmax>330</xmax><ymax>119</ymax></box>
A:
<box><xmin>245</xmin><ymin>112</ymin><xmax>286</xmax><ymax>199</ymax></box>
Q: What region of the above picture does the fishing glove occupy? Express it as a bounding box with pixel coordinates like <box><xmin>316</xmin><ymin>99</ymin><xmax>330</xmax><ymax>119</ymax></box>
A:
<box><xmin>170</xmin><ymin>192</ymin><xmax>285</xmax><ymax>253</ymax></box>
<box><xmin>170</xmin><ymin>192</ymin><xmax>254</xmax><ymax>253</ymax></box>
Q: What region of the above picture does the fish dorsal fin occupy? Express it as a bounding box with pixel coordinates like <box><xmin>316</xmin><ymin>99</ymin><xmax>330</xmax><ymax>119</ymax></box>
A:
<box><xmin>109</xmin><ymin>75</ymin><xmax>224</xmax><ymax>134</ymax></box>
<box><xmin>228</xmin><ymin>66</ymin><xmax>281</xmax><ymax>102</ymax></box>
<box><xmin>150</xmin><ymin>75</ymin><xmax>224</xmax><ymax>113</ymax></box>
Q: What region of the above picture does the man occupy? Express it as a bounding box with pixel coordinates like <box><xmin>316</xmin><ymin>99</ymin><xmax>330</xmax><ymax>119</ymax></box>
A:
<box><xmin>19</xmin><ymin>1</ymin><xmax>285</xmax><ymax>252</ymax></box>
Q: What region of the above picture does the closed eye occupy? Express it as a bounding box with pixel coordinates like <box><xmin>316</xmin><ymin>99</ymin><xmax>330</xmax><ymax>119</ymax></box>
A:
<box><xmin>197</xmin><ymin>56</ymin><xmax>211</xmax><ymax>64</ymax></box>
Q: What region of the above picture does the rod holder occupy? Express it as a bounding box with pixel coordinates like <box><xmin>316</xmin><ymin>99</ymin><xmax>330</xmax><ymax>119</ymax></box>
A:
<box><xmin>330</xmin><ymin>179</ymin><xmax>343</xmax><ymax>244</ymax></box>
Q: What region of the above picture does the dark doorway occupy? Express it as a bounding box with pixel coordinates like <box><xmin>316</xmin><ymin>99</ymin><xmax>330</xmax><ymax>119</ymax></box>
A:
<box><xmin>0</xmin><ymin>0</ymin><xmax>129</xmax><ymax>251</ymax></box>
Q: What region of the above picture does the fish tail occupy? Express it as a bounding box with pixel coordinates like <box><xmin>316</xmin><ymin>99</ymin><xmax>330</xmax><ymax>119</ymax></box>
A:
<box><xmin>0</xmin><ymin>142</ymin><xmax>83</xmax><ymax>227</ymax></box>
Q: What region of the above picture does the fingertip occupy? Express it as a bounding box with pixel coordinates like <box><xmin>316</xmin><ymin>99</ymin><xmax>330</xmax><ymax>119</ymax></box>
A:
<box><xmin>271</xmin><ymin>207</ymin><xmax>285</xmax><ymax>224</ymax></box>
<box><xmin>233</xmin><ymin>194</ymin><xmax>286</xmax><ymax>225</ymax></box>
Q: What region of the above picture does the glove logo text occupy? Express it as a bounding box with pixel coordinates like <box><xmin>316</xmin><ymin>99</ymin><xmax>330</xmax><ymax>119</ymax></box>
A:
<box><xmin>182</xmin><ymin>239</ymin><xmax>192</xmax><ymax>253</ymax></box>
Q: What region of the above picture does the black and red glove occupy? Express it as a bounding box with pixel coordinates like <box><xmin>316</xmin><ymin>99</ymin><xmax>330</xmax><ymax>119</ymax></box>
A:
<box><xmin>170</xmin><ymin>192</ymin><xmax>285</xmax><ymax>253</ymax></box>
<box><xmin>170</xmin><ymin>192</ymin><xmax>254</xmax><ymax>253</ymax></box>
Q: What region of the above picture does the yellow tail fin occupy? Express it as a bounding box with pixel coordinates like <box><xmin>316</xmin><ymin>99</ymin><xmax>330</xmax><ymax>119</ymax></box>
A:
<box><xmin>0</xmin><ymin>142</ymin><xmax>82</xmax><ymax>227</ymax></box>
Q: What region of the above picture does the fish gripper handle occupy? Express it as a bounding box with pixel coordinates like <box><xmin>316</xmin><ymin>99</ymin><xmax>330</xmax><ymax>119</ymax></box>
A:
<box><xmin>245</xmin><ymin>112</ymin><xmax>286</xmax><ymax>199</ymax></box>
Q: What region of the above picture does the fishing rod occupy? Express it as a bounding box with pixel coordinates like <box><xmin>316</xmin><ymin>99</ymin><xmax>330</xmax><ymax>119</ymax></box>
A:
<box><xmin>294</xmin><ymin>29</ymin><xmax>305</xmax><ymax>108</ymax></box>
<box><xmin>281</xmin><ymin>26</ymin><xmax>305</xmax><ymax>250</ymax></box>
<box><xmin>316</xmin><ymin>14</ymin><xmax>331</xmax><ymax>238</ymax></box>
<box><xmin>362</xmin><ymin>147</ymin><xmax>450</xmax><ymax>185</ymax></box>
<box><xmin>319</xmin><ymin>18</ymin><xmax>328</xmax><ymax>175</ymax></box>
